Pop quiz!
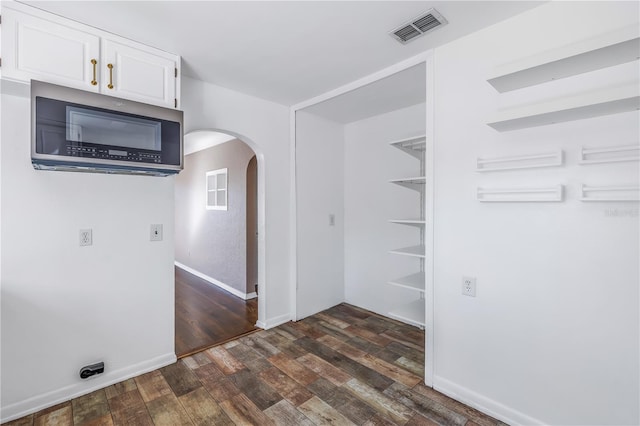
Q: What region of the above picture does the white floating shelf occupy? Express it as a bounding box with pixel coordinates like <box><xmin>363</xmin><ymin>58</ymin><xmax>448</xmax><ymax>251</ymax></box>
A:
<box><xmin>487</xmin><ymin>86</ymin><xmax>640</xmax><ymax>132</ymax></box>
<box><xmin>390</xmin><ymin>135</ymin><xmax>427</xmax><ymax>159</ymax></box>
<box><xmin>488</xmin><ymin>25</ymin><xmax>640</xmax><ymax>92</ymax></box>
<box><xmin>389</xmin><ymin>219</ymin><xmax>426</xmax><ymax>226</ymax></box>
<box><xmin>388</xmin><ymin>299</ymin><xmax>425</xmax><ymax>328</ymax></box>
<box><xmin>389</xmin><ymin>272</ymin><xmax>425</xmax><ymax>292</ymax></box>
<box><xmin>580</xmin><ymin>184</ymin><xmax>640</xmax><ymax>202</ymax></box>
<box><xmin>389</xmin><ymin>245</ymin><xmax>425</xmax><ymax>258</ymax></box>
<box><xmin>477</xmin><ymin>185</ymin><xmax>564</xmax><ymax>203</ymax></box>
<box><xmin>579</xmin><ymin>144</ymin><xmax>639</xmax><ymax>164</ymax></box>
<box><xmin>476</xmin><ymin>150</ymin><xmax>563</xmax><ymax>172</ymax></box>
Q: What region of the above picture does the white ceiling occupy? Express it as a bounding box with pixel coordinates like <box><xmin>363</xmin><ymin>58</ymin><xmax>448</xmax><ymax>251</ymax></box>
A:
<box><xmin>302</xmin><ymin>62</ymin><xmax>426</xmax><ymax>124</ymax></box>
<box><xmin>25</xmin><ymin>1</ymin><xmax>543</xmax><ymax>106</ymax></box>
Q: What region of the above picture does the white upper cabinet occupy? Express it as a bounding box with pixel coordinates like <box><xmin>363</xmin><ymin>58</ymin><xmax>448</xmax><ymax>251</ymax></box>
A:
<box><xmin>2</xmin><ymin>8</ymin><xmax>101</xmax><ymax>92</ymax></box>
<box><xmin>102</xmin><ymin>39</ymin><xmax>177</xmax><ymax>108</ymax></box>
<box><xmin>1</xmin><ymin>3</ymin><xmax>180</xmax><ymax>108</ymax></box>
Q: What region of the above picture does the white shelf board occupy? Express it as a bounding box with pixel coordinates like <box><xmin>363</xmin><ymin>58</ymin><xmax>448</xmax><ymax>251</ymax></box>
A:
<box><xmin>488</xmin><ymin>25</ymin><xmax>640</xmax><ymax>92</ymax></box>
<box><xmin>388</xmin><ymin>299</ymin><xmax>426</xmax><ymax>328</ymax></box>
<box><xmin>390</xmin><ymin>135</ymin><xmax>427</xmax><ymax>159</ymax></box>
<box><xmin>476</xmin><ymin>151</ymin><xmax>563</xmax><ymax>172</ymax></box>
<box><xmin>579</xmin><ymin>144</ymin><xmax>639</xmax><ymax>164</ymax></box>
<box><xmin>389</xmin><ymin>245</ymin><xmax>425</xmax><ymax>258</ymax></box>
<box><xmin>389</xmin><ymin>219</ymin><xmax>426</xmax><ymax>226</ymax></box>
<box><xmin>477</xmin><ymin>185</ymin><xmax>564</xmax><ymax>203</ymax></box>
<box><xmin>389</xmin><ymin>272</ymin><xmax>425</xmax><ymax>292</ymax></box>
<box><xmin>487</xmin><ymin>86</ymin><xmax>640</xmax><ymax>132</ymax></box>
<box><xmin>580</xmin><ymin>184</ymin><xmax>640</xmax><ymax>202</ymax></box>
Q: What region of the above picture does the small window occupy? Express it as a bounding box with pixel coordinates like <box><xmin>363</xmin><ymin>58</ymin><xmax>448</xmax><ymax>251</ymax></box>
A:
<box><xmin>206</xmin><ymin>168</ymin><xmax>228</xmax><ymax>210</ymax></box>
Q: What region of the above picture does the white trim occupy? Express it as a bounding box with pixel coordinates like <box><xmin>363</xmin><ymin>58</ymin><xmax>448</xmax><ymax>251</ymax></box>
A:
<box><xmin>433</xmin><ymin>375</ymin><xmax>544</xmax><ymax>426</ymax></box>
<box><xmin>289</xmin><ymin>107</ymin><xmax>298</xmax><ymax>320</ymax></box>
<box><xmin>0</xmin><ymin>352</ymin><xmax>176</xmax><ymax>424</ymax></box>
<box><xmin>291</xmin><ymin>51</ymin><xmax>430</xmax><ymax>111</ymax></box>
<box><xmin>174</xmin><ymin>261</ymin><xmax>255</xmax><ymax>300</ymax></box>
<box><xmin>423</xmin><ymin>52</ymin><xmax>435</xmax><ymax>388</ymax></box>
<box><xmin>255</xmin><ymin>313</ymin><xmax>292</xmax><ymax>330</ymax></box>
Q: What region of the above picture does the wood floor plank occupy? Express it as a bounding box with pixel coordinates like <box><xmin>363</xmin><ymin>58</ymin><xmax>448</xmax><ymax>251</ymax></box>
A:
<box><xmin>294</xmin><ymin>337</ymin><xmax>395</xmax><ymax>391</ymax></box>
<box><xmin>160</xmin><ymin>361</ymin><xmax>202</xmax><ymax>397</ymax></box>
<box><xmin>267</xmin><ymin>352</ymin><xmax>319</xmax><ymax>386</ymax></box>
<box><xmin>263</xmin><ymin>332</ymin><xmax>309</xmax><ymax>358</ymax></box>
<box><xmin>205</xmin><ymin>346</ymin><xmax>246</xmax><ymax>375</ymax></box>
<box><xmin>395</xmin><ymin>356</ymin><xmax>424</xmax><ymax>377</ymax></box>
<box><xmin>296</xmin><ymin>353</ymin><xmax>352</xmax><ymax>386</ymax></box>
<box><xmin>383</xmin><ymin>382</ymin><xmax>467</xmax><ymax>426</ymax></box>
<box><xmin>343</xmin><ymin>378</ymin><xmax>414</xmax><ymax>424</ymax></box>
<box><xmin>315</xmin><ymin>312</ymin><xmax>352</xmax><ymax>329</ymax></box>
<box><xmin>242</xmin><ymin>334</ymin><xmax>281</xmax><ymax>357</ymax></box>
<box><xmin>71</xmin><ymin>389</ymin><xmax>110</xmax><ymax>425</ymax></box>
<box><xmin>146</xmin><ymin>394</ymin><xmax>193</xmax><ymax>426</ymax></box>
<box><xmin>406</xmin><ymin>413</ymin><xmax>442</xmax><ymax>426</ymax></box>
<box><xmin>307</xmin><ymin>378</ymin><xmax>378</xmax><ymax>425</ymax></box>
<box><xmin>258</xmin><ymin>366</ymin><xmax>314</xmax><ymax>406</ymax></box>
<box><xmin>219</xmin><ymin>394</ymin><xmax>275</xmax><ymax>426</ymax></box>
<box><xmin>104</xmin><ymin>378</ymin><xmax>137</xmax><ymax>400</ymax></box>
<box><xmin>228</xmin><ymin>368</ymin><xmax>282</xmax><ymax>410</ymax></box>
<box><xmin>177</xmin><ymin>388</ymin><xmax>234</xmax><ymax>426</ymax></box>
<box><xmin>107</xmin><ymin>389</ymin><xmax>154</xmax><ymax>426</ymax></box>
<box><xmin>264</xmin><ymin>400</ymin><xmax>315</xmax><ymax>426</ymax></box>
<box><xmin>134</xmin><ymin>370</ymin><xmax>175</xmax><ymax>403</ymax></box>
<box><xmin>34</xmin><ymin>405</ymin><xmax>73</xmax><ymax>426</ymax></box>
<box><xmin>344</xmin><ymin>325</ymin><xmax>393</xmax><ymax>347</ymax></box>
<box><xmin>298</xmin><ymin>396</ymin><xmax>357</xmax><ymax>426</ymax></box>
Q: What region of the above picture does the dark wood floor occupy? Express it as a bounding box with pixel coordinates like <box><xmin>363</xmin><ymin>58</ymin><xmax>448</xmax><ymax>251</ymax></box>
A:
<box><xmin>5</xmin><ymin>304</ymin><xmax>503</xmax><ymax>426</ymax></box>
<box><xmin>175</xmin><ymin>266</ymin><xmax>258</xmax><ymax>357</ymax></box>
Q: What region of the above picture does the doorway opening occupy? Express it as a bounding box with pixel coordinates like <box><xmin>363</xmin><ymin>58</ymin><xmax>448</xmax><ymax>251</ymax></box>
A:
<box><xmin>174</xmin><ymin>130</ymin><xmax>261</xmax><ymax>357</ymax></box>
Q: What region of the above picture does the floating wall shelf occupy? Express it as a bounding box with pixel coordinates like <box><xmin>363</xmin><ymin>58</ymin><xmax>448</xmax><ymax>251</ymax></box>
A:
<box><xmin>389</xmin><ymin>135</ymin><xmax>427</xmax><ymax>159</ymax></box>
<box><xmin>476</xmin><ymin>150</ymin><xmax>563</xmax><ymax>172</ymax></box>
<box><xmin>389</xmin><ymin>245</ymin><xmax>426</xmax><ymax>258</ymax></box>
<box><xmin>388</xmin><ymin>272</ymin><xmax>425</xmax><ymax>292</ymax></box>
<box><xmin>389</xmin><ymin>219</ymin><xmax>426</xmax><ymax>226</ymax></box>
<box><xmin>487</xmin><ymin>25</ymin><xmax>640</xmax><ymax>92</ymax></box>
<box><xmin>477</xmin><ymin>185</ymin><xmax>564</xmax><ymax>203</ymax></box>
<box><xmin>579</xmin><ymin>144</ymin><xmax>640</xmax><ymax>164</ymax></box>
<box><xmin>487</xmin><ymin>86</ymin><xmax>640</xmax><ymax>132</ymax></box>
<box><xmin>580</xmin><ymin>184</ymin><xmax>640</xmax><ymax>202</ymax></box>
<box><xmin>388</xmin><ymin>299</ymin><xmax>426</xmax><ymax>328</ymax></box>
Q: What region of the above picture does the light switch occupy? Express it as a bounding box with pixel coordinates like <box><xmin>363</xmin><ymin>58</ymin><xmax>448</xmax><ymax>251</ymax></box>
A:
<box><xmin>150</xmin><ymin>224</ymin><xmax>163</xmax><ymax>241</ymax></box>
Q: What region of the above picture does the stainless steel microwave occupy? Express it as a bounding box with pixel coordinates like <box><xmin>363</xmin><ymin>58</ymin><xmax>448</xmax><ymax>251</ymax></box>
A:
<box><xmin>31</xmin><ymin>80</ymin><xmax>183</xmax><ymax>176</ymax></box>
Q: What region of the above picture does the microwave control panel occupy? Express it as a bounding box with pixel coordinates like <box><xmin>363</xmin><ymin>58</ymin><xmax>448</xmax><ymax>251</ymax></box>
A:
<box><xmin>66</xmin><ymin>144</ymin><xmax>162</xmax><ymax>163</ymax></box>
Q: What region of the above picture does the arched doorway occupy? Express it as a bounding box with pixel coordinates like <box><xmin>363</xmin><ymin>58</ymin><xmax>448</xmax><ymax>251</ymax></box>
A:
<box><xmin>174</xmin><ymin>130</ymin><xmax>265</xmax><ymax>357</ymax></box>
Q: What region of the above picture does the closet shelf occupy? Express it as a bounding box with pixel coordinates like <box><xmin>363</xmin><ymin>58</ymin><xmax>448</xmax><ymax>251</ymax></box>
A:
<box><xmin>487</xmin><ymin>86</ymin><xmax>640</xmax><ymax>132</ymax></box>
<box><xmin>389</xmin><ymin>219</ymin><xmax>426</xmax><ymax>226</ymax></box>
<box><xmin>389</xmin><ymin>135</ymin><xmax>427</xmax><ymax>159</ymax></box>
<box><xmin>476</xmin><ymin>150</ymin><xmax>563</xmax><ymax>172</ymax></box>
<box><xmin>487</xmin><ymin>25</ymin><xmax>640</xmax><ymax>92</ymax></box>
<box><xmin>389</xmin><ymin>245</ymin><xmax>425</xmax><ymax>258</ymax></box>
<box><xmin>579</xmin><ymin>144</ymin><xmax>639</xmax><ymax>164</ymax></box>
<box><xmin>388</xmin><ymin>299</ymin><xmax>425</xmax><ymax>328</ymax></box>
<box><xmin>389</xmin><ymin>272</ymin><xmax>425</xmax><ymax>292</ymax></box>
<box><xmin>389</xmin><ymin>176</ymin><xmax>426</xmax><ymax>191</ymax></box>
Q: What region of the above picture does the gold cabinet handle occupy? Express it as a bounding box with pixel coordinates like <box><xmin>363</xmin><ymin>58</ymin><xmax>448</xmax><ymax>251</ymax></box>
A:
<box><xmin>90</xmin><ymin>59</ymin><xmax>98</xmax><ymax>86</ymax></box>
<box><xmin>107</xmin><ymin>63</ymin><xmax>114</xmax><ymax>89</ymax></box>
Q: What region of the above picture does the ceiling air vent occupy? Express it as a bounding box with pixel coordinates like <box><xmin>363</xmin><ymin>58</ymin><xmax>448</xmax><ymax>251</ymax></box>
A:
<box><xmin>390</xmin><ymin>8</ymin><xmax>448</xmax><ymax>44</ymax></box>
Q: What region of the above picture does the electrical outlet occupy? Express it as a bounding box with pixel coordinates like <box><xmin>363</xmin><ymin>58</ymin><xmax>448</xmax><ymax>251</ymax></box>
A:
<box><xmin>462</xmin><ymin>276</ymin><xmax>476</xmax><ymax>297</ymax></box>
<box><xmin>79</xmin><ymin>229</ymin><xmax>92</xmax><ymax>246</ymax></box>
<box><xmin>150</xmin><ymin>224</ymin><xmax>163</xmax><ymax>241</ymax></box>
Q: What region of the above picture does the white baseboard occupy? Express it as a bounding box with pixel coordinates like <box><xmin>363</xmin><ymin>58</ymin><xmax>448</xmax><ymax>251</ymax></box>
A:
<box><xmin>175</xmin><ymin>261</ymin><xmax>256</xmax><ymax>300</ymax></box>
<box><xmin>433</xmin><ymin>375</ymin><xmax>543</xmax><ymax>426</ymax></box>
<box><xmin>256</xmin><ymin>313</ymin><xmax>291</xmax><ymax>330</ymax></box>
<box><xmin>1</xmin><ymin>352</ymin><xmax>176</xmax><ymax>424</ymax></box>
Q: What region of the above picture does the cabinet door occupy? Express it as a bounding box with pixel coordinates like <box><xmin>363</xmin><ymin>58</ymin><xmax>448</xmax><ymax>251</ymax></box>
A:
<box><xmin>2</xmin><ymin>8</ymin><xmax>101</xmax><ymax>91</ymax></box>
<box><xmin>102</xmin><ymin>39</ymin><xmax>177</xmax><ymax>108</ymax></box>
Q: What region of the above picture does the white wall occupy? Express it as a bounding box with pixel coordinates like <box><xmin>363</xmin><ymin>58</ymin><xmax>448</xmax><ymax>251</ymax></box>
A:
<box><xmin>344</xmin><ymin>103</ymin><xmax>426</xmax><ymax>317</ymax></box>
<box><xmin>0</xmin><ymin>90</ymin><xmax>176</xmax><ymax>422</ymax></box>
<box><xmin>431</xmin><ymin>2</ymin><xmax>639</xmax><ymax>425</ymax></box>
<box><xmin>181</xmin><ymin>77</ymin><xmax>291</xmax><ymax>327</ymax></box>
<box><xmin>295</xmin><ymin>111</ymin><xmax>345</xmax><ymax>319</ymax></box>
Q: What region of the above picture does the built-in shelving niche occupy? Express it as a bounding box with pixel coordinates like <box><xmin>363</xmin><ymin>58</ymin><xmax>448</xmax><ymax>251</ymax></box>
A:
<box><xmin>388</xmin><ymin>134</ymin><xmax>427</xmax><ymax>328</ymax></box>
